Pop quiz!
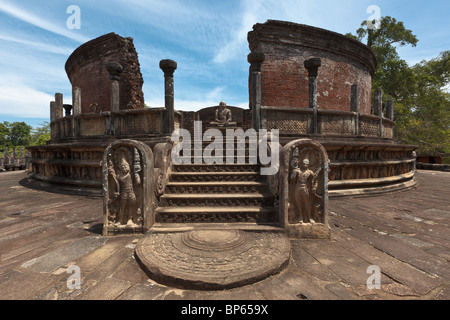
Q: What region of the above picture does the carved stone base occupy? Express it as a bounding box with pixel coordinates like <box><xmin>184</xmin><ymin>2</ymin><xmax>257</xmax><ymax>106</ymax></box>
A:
<box><xmin>284</xmin><ymin>223</ymin><xmax>331</xmax><ymax>239</ymax></box>
<box><xmin>103</xmin><ymin>225</ymin><xmax>144</xmax><ymax>236</ymax></box>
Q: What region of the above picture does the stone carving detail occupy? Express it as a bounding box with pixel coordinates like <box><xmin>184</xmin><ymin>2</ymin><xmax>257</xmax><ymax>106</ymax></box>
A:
<box><xmin>266</xmin><ymin>110</ymin><xmax>308</xmax><ymax>134</ymax></box>
<box><xmin>210</xmin><ymin>101</ymin><xmax>237</xmax><ymax>127</ymax></box>
<box><xmin>288</xmin><ymin>148</ymin><xmax>324</xmax><ymax>224</ymax></box>
<box><xmin>157</xmin><ymin>212</ymin><xmax>276</xmax><ymax>224</ymax></box>
<box><xmin>153</xmin><ymin>142</ymin><xmax>173</xmax><ymax>197</ymax></box>
<box><xmin>102</xmin><ymin>139</ymin><xmax>155</xmax><ymax>236</ymax></box>
<box><xmin>106</xmin><ymin>146</ymin><xmax>143</xmax><ymax>228</ymax></box>
<box><xmin>279</xmin><ymin>139</ymin><xmax>330</xmax><ymax>239</ymax></box>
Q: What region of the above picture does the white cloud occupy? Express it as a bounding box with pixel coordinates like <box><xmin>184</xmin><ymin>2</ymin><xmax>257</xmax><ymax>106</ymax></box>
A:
<box><xmin>0</xmin><ymin>33</ymin><xmax>73</xmax><ymax>55</ymax></box>
<box><xmin>0</xmin><ymin>0</ymin><xmax>89</xmax><ymax>43</ymax></box>
<box><xmin>0</xmin><ymin>75</ymin><xmax>53</xmax><ymax>118</ymax></box>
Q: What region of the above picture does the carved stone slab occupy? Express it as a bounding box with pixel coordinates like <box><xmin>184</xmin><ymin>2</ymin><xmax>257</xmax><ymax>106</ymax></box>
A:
<box><xmin>102</xmin><ymin>139</ymin><xmax>155</xmax><ymax>236</ymax></box>
<box><xmin>279</xmin><ymin>139</ymin><xmax>330</xmax><ymax>239</ymax></box>
<box><xmin>135</xmin><ymin>228</ymin><xmax>290</xmax><ymax>290</ymax></box>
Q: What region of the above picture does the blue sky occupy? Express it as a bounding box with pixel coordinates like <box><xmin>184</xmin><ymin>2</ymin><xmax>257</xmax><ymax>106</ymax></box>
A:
<box><xmin>0</xmin><ymin>0</ymin><xmax>449</xmax><ymax>129</ymax></box>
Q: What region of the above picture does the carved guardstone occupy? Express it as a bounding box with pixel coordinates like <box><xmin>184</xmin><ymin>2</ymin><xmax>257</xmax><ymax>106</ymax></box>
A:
<box><xmin>102</xmin><ymin>140</ymin><xmax>156</xmax><ymax>236</ymax></box>
<box><xmin>279</xmin><ymin>139</ymin><xmax>330</xmax><ymax>239</ymax></box>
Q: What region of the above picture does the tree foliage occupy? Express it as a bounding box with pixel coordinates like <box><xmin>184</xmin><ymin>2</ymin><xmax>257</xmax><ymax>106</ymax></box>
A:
<box><xmin>0</xmin><ymin>121</ymin><xmax>50</xmax><ymax>151</ymax></box>
<box><xmin>347</xmin><ymin>16</ymin><xmax>450</xmax><ymax>162</ymax></box>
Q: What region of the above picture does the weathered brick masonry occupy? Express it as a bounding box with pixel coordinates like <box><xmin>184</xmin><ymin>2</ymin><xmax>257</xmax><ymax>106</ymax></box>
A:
<box><xmin>248</xmin><ymin>20</ymin><xmax>377</xmax><ymax>115</ymax></box>
<box><xmin>65</xmin><ymin>33</ymin><xmax>145</xmax><ymax>113</ymax></box>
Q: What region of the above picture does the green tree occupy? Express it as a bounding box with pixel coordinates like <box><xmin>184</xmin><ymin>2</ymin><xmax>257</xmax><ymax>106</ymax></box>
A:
<box><xmin>348</xmin><ymin>16</ymin><xmax>419</xmax><ymax>104</ymax></box>
<box><xmin>31</xmin><ymin>121</ymin><xmax>51</xmax><ymax>146</ymax></box>
<box><xmin>347</xmin><ymin>17</ymin><xmax>449</xmax><ymax>162</ymax></box>
<box><xmin>0</xmin><ymin>122</ymin><xmax>9</xmax><ymax>149</ymax></box>
<box><xmin>8</xmin><ymin>122</ymin><xmax>32</xmax><ymax>146</ymax></box>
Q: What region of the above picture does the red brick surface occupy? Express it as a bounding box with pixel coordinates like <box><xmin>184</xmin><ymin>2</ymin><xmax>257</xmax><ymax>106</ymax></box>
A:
<box><xmin>248</xmin><ymin>20</ymin><xmax>376</xmax><ymax>115</ymax></box>
<box><xmin>65</xmin><ymin>33</ymin><xmax>145</xmax><ymax>113</ymax></box>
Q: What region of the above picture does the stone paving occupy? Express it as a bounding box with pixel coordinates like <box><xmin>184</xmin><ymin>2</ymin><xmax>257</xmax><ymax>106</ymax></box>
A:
<box><xmin>0</xmin><ymin>170</ymin><xmax>449</xmax><ymax>300</ymax></box>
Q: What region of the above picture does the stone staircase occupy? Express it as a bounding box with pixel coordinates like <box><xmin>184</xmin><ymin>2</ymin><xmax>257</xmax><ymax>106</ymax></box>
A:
<box><xmin>155</xmin><ymin>137</ymin><xmax>277</xmax><ymax>224</ymax></box>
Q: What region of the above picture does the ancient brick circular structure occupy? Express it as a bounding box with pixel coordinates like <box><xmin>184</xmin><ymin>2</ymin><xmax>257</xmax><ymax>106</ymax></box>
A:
<box><xmin>248</xmin><ymin>20</ymin><xmax>377</xmax><ymax>114</ymax></box>
<box><xmin>135</xmin><ymin>228</ymin><xmax>291</xmax><ymax>290</ymax></box>
<box><xmin>65</xmin><ymin>32</ymin><xmax>145</xmax><ymax>113</ymax></box>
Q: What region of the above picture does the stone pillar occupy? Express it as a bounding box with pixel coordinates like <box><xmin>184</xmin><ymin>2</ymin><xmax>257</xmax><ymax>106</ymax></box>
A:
<box><xmin>160</xmin><ymin>59</ymin><xmax>177</xmax><ymax>134</ymax></box>
<box><xmin>106</xmin><ymin>61</ymin><xmax>123</xmax><ymax>135</ymax></box>
<box><xmin>373</xmin><ymin>89</ymin><xmax>383</xmax><ymax>137</ymax></box>
<box><xmin>386</xmin><ymin>99</ymin><xmax>394</xmax><ymax>120</ymax></box>
<box><xmin>350</xmin><ymin>84</ymin><xmax>360</xmax><ymax>135</ymax></box>
<box><xmin>106</xmin><ymin>61</ymin><xmax>123</xmax><ymax>113</ymax></box>
<box><xmin>50</xmin><ymin>101</ymin><xmax>57</xmax><ymax>140</ymax></box>
<box><xmin>72</xmin><ymin>87</ymin><xmax>81</xmax><ymax>138</ymax></box>
<box><xmin>373</xmin><ymin>89</ymin><xmax>383</xmax><ymax>117</ymax></box>
<box><xmin>304</xmin><ymin>58</ymin><xmax>322</xmax><ymax>134</ymax></box>
<box><xmin>55</xmin><ymin>93</ymin><xmax>64</xmax><ymax>120</ymax></box>
<box><xmin>50</xmin><ymin>101</ymin><xmax>57</xmax><ymax>122</ymax></box>
<box><xmin>248</xmin><ymin>52</ymin><xmax>265</xmax><ymax>131</ymax></box>
<box><xmin>72</xmin><ymin>87</ymin><xmax>81</xmax><ymax>115</ymax></box>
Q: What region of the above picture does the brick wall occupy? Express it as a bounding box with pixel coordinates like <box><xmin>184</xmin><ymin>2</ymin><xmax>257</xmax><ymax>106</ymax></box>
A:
<box><xmin>248</xmin><ymin>20</ymin><xmax>377</xmax><ymax>115</ymax></box>
<box><xmin>65</xmin><ymin>33</ymin><xmax>145</xmax><ymax>113</ymax></box>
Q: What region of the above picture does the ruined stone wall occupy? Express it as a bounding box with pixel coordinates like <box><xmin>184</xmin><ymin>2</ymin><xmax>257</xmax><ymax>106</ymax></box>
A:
<box><xmin>248</xmin><ymin>20</ymin><xmax>377</xmax><ymax>115</ymax></box>
<box><xmin>65</xmin><ymin>33</ymin><xmax>145</xmax><ymax>113</ymax></box>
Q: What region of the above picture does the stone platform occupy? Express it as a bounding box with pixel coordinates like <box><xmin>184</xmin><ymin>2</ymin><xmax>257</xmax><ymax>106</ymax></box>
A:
<box><xmin>135</xmin><ymin>225</ymin><xmax>290</xmax><ymax>290</ymax></box>
<box><xmin>0</xmin><ymin>170</ymin><xmax>449</xmax><ymax>300</ymax></box>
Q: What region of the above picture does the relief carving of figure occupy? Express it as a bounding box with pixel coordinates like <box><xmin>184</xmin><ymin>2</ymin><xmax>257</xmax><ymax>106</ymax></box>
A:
<box><xmin>107</xmin><ymin>149</ymin><xmax>142</xmax><ymax>227</ymax></box>
<box><xmin>210</xmin><ymin>101</ymin><xmax>237</xmax><ymax>127</ymax></box>
<box><xmin>288</xmin><ymin>148</ymin><xmax>323</xmax><ymax>224</ymax></box>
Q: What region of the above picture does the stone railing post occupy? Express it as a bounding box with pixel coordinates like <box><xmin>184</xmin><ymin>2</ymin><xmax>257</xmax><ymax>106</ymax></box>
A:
<box><xmin>160</xmin><ymin>59</ymin><xmax>177</xmax><ymax>134</ymax></box>
<box><xmin>106</xmin><ymin>61</ymin><xmax>123</xmax><ymax>135</ymax></box>
<box><xmin>304</xmin><ymin>58</ymin><xmax>322</xmax><ymax>134</ymax></box>
<box><xmin>248</xmin><ymin>52</ymin><xmax>265</xmax><ymax>131</ymax></box>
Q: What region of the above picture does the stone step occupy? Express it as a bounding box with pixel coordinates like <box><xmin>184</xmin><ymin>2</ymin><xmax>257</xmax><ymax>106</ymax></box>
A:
<box><xmin>155</xmin><ymin>206</ymin><xmax>277</xmax><ymax>223</ymax></box>
<box><xmin>171</xmin><ymin>163</ymin><xmax>261</xmax><ymax>173</ymax></box>
<box><xmin>169</xmin><ymin>172</ymin><xmax>263</xmax><ymax>182</ymax></box>
<box><xmin>159</xmin><ymin>193</ymin><xmax>274</xmax><ymax>207</ymax></box>
<box><xmin>175</xmin><ymin>155</ymin><xmax>258</xmax><ymax>164</ymax></box>
<box><xmin>165</xmin><ymin>181</ymin><xmax>268</xmax><ymax>194</ymax></box>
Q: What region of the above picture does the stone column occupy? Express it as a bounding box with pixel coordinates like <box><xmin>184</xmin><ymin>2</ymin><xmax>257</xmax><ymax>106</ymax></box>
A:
<box><xmin>386</xmin><ymin>99</ymin><xmax>394</xmax><ymax>120</ymax></box>
<box><xmin>106</xmin><ymin>61</ymin><xmax>123</xmax><ymax>135</ymax></box>
<box><xmin>373</xmin><ymin>89</ymin><xmax>383</xmax><ymax>117</ymax></box>
<box><xmin>106</xmin><ymin>61</ymin><xmax>123</xmax><ymax>113</ymax></box>
<box><xmin>72</xmin><ymin>87</ymin><xmax>81</xmax><ymax>115</ymax></box>
<box><xmin>72</xmin><ymin>87</ymin><xmax>81</xmax><ymax>137</ymax></box>
<box><xmin>304</xmin><ymin>58</ymin><xmax>322</xmax><ymax>134</ymax></box>
<box><xmin>248</xmin><ymin>52</ymin><xmax>265</xmax><ymax>131</ymax></box>
<box><xmin>55</xmin><ymin>93</ymin><xmax>64</xmax><ymax>120</ymax></box>
<box><xmin>350</xmin><ymin>84</ymin><xmax>360</xmax><ymax>135</ymax></box>
<box><xmin>50</xmin><ymin>101</ymin><xmax>57</xmax><ymax>140</ymax></box>
<box><xmin>160</xmin><ymin>59</ymin><xmax>177</xmax><ymax>134</ymax></box>
<box><xmin>373</xmin><ymin>89</ymin><xmax>383</xmax><ymax>137</ymax></box>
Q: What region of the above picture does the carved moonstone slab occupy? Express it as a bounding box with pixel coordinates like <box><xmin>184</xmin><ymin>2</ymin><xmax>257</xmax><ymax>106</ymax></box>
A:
<box><xmin>279</xmin><ymin>139</ymin><xmax>330</xmax><ymax>239</ymax></box>
<box><xmin>102</xmin><ymin>139</ymin><xmax>155</xmax><ymax>236</ymax></box>
<box><xmin>135</xmin><ymin>228</ymin><xmax>290</xmax><ymax>290</ymax></box>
